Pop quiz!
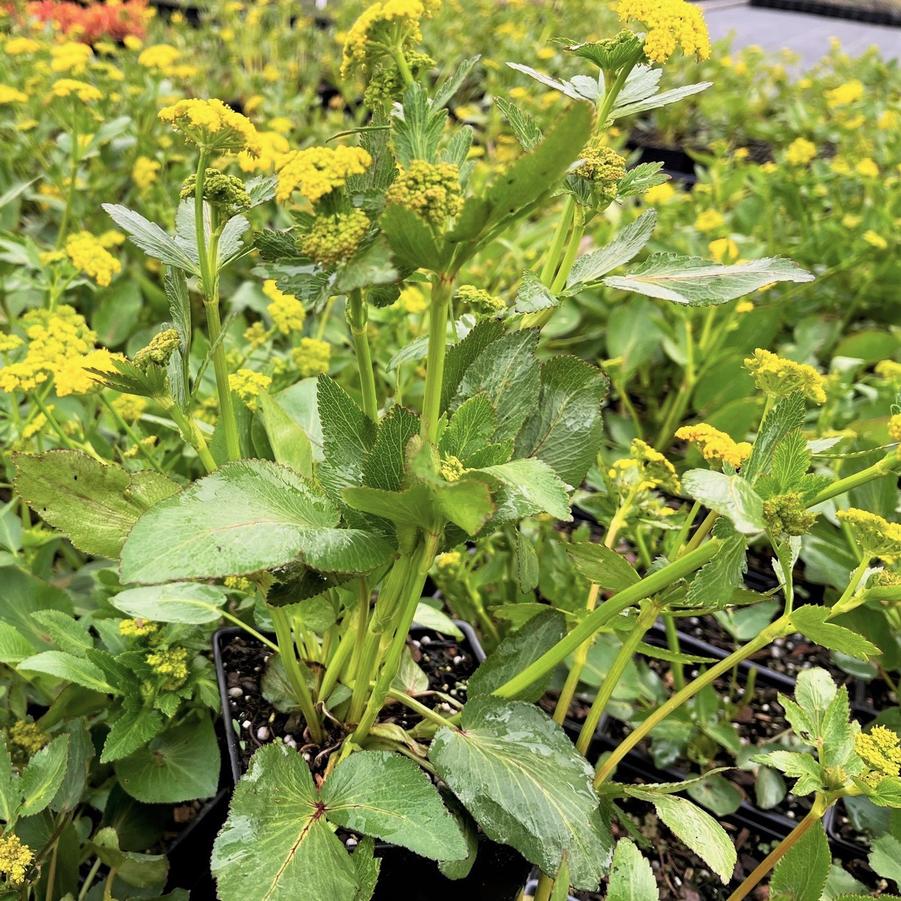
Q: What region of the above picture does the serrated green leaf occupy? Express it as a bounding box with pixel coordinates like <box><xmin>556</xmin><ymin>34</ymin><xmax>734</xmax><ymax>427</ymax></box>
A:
<box><xmin>607</xmin><ymin>839</ymin><xmax>658</xmax><ymax>900</ymax></box>
<box><xmin>469</xmin><ymin>458</ymin><xmax>571</xmax><ymax>521</ymax></box>
<box><xmin>769</xmin><ymin>821</ymin><xmax>830</xmax><ymax>901</ymax></box>
<box><xmin>469</xmin><ymin>610</ymin><xmax>566</xmax><ymax>701</ymax></box>
<box><xmin>683</xmin><ymin>524</ymin><xmax>747</xmax><ymax>609</ymax></box>
<box><xmin>322</xmin><ymin>751</ymin><xmax>468</xmax><ymax>861</ymax></box>
<box><xmin>495</xmin><ymin>97</ymin><xmax>542</xmax><ymax>151</ymax></box>
<box><xmin>362</xmin><ymin>406</ymin><xmax>419</xmax><ymax>492</ymax></box>
<box><xmin>627</xmin><ymin>790</ymin><xmax>735</xmax><ymax>883</ymax></box>
<box><xmin>103</xmin><ymin>203</ymin><xmax>197</xmax><ymax>273</ymax></box>
<box><xmin>515</xmin><ymin>356</ymin><xmax>608</xmax><ymax>486</ymax></box>
<box><xmin>333</xmin><ymin>238</ymin><xmax>398</xmax><ymax>293</ymax></box>
<box><xmin>604</xmin><ymin>254</ymin><xmax>813</xmax><ymax>305</ymax></box>
<box><xmin>101</xmin><ymin>707</ymin><xmax>165</xmax><ymax>763</ymax></box>
<box><xmin>318</xmin><ymin>376</ymin><xmax>377</xmax><ymax>497</ymax></box>
<box><xmin>115</xmin><ymin>718</ymin><xmax>219</xmax><ymax>803</ymax></box>
<box><xmin>612</xmin><ymin>82</ymin><xmax>712</xmax><ymax>119</ymax></box>
<box><xmin>439</xmin><ymin>394</ymin><xmax>496</xmax><ymax>466</ymax></box>
<box><xmin>752</xmin><ymin>750</ymin><xmax>823</xmax><ymax>796</ymax></box>
<box><xmin>30</xmin><ymin>610</ymin><xmax>92</xmax><ymax>655</ymax></box>
<box><xmin>441</xmin><ymin>320</ymin><xmax>506</xmax><ymax>412</ymax></box>
<box><xmin>567</xmin><ymin>210</ymin><xmax>657</xmax><ymax>289</ymax></box>
<box><xmin>14</xmin><ymin>451</ymin><xmax>179</xmax><ymax>558</ymax></box>
<box><xmin>791</xmin><ymin>606</ymin><xmax>880</xmax><ymax>661</ymax></box>
<box><xmin>18</xmin><ymin>651</ymin><xmax>116</xmax><ymax>694</ymax></box>
<box><xmin>513</xmin><ymin>271</ymin><xmax>558</xmax><ymax>314</ymax></box>
<box><xmin>19</xmin><ymin>734</ymin><xmax>69</xmax><ymax>817</ymax></box>
<box><xmin>566</xmin><ymin>543</ymin><xmax>639</xmax><ymax>592</ymax></box>
<box><xmin>0</xmin><ymin>623</ymin><xmax>39</xmax><ymax>665</ymax></box>
<box><xmin>0</xmin><ymin>744</ymin><xmax>19</xmax><ymax>823</ymax></box>
<box><xmin>430</xmin><ymin>698</ymin><xmax>612</xmax><ymax>889</ymax></box>
<box><xmin>120</xmin><ymin>460</ymin><xmax>392</xmax><ymax>584</ymax></box>
<box><xmin>743</xmin><ymin>394</ymin><xmax>806</xmax><ymax>486</ymax></box>
<box><xmin>682</xmin><ymin>470</ymin><xmax>765</xmax><ymax>535</ymax></box>
<box><xmin>351</xmin><ymin>838</ymin><xmax>380</xmax><ymax>901</ymax></box>
<box><xmin>381</xmin><ymin>205</ymin><xmax>447</xmax><ymax>272</ymax></box>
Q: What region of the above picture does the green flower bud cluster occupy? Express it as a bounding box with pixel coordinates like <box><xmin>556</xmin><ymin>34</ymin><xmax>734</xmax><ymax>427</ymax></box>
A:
<box><xmin>300</xmin><ymin>210</ymin><xmax>371</xmax><ymax>267</ymax></box>
<box><xmin>440</xmin><ymin>454</ymin><xmax>465</xmax><ymax>482</ymax></box>
<box><xmin>573</xmin><ymin>142</ymin><xmax>627</xmax><ymax>205</ymax></box>
<box><xmin>455</xmin><ymin>284</ymin><xmax>506</xmax><ymax>317</ymax></box>
<box><xmin>134</xmin><ymin>328</ymin><xmax>181</xmax><ymax>367</ymax></box>
<box><xmin>8</xmin><ymin>720</ymin><xmax>48</xmax><ymax>757</ymax></box>
<box><xmin>386</xmin><ymin>161</ymin><xmax>463</xmax><ymax>228</ymax></box>
<box><xmin>145</xmin><ymin>646</ymin><xmax>190</xmax><ymax>689</ymax></box>
<box><xmin>364</xmin><ymin>51</ymin><xmax>434</xmax><ymax>108</ymax></box>
<box><xmin>180</xmin><ymin>168</ymin><xmax>251</xmax><ymax>215</ymax></box>
<box><xmin>763</xmin><ymin>491</ymin><xmax>817</xmax><ymax>538</ymax></box>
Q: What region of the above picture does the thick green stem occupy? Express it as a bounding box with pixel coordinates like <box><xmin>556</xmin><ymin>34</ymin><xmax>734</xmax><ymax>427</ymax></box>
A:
<box><xmin>539</xmin><ymin>195</ymin><xmax>576</xmax><ymax>286</ymax></box>
<box><xmin>347</xmin><ymin>289</ymin><xmax>379</xmax><ymax>421</ymax></box>
<box><xmin>664</xmin><ymin>614</ymin><xmax>685</xmax><ymax>690</ymax></box>
<box><xmin>726</xmin><ymin>795</ymin><xmax>829</xmax><ymax>901</ymax></box>
<box><xmin>594</xmin><ymin>613</ymin><xmax>791</xmax><ymax>786</ymax></box>
<box><xmin>385</xmin><ymin>687</ymin><xmax>457</xmax><ymax>730</ymax></box>
<box><xmin>549</xmin><ymin>206</ymin><xmax>585</xmax><ymax>294</ymax></box>
<box><xmin>271</xmin><ymin>607</ymin><xmax>324</xmax><ymax>744</ymax></box>
<box><xmin>420</xmin><ymin>276</ymin><xmax>453</xmax><ymax>445</ymax></box>
<box><xmin>577</xmin><ymin>602</ymin><xmax>658</xmax><ymax>755</ymax></box>
<box><xmin>534</xmin><ymin>873</ymin><xmax>555</xmax><ymax>901</ymax></box>
<box><xmin>166</xmin><ymin>402</ymin><xmax>217</xmax><ymax>472</ymax></box>
<box><xmin>353</xmin><ymin>535</ymin><xmax>439</xmax><ymax>742</ymax></box>
<box><xmin>494</xmin><ymin>540</ymin><xmax>722</xmax><ymax>700</ymax></box>
<box><xmin>553</xmin><ymin>582</ymin><xmax>600</xmax><ymax>725</ymax></box>
<box><xmin>809</xmin><ymin>452</ymin><xmax>900</xmax><ymax>506</ymax></box>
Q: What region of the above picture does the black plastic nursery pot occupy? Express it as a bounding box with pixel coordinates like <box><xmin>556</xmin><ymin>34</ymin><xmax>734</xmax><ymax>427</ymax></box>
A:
<box><xmin>625</xmin><ymin>138</ymin><xmax>698</xmax><ymax>186</ymax></box>
<box><xmin>213</xmin><ymin>621</ymin><xmax>532</xmax><ymax>901</ymax></box>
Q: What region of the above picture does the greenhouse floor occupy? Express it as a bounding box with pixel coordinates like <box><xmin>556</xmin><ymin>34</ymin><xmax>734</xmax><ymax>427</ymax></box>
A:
<box><xmin>701</xmin><ymin>0</ymin><xmax>901</xmax><ymax>65</ymax></box>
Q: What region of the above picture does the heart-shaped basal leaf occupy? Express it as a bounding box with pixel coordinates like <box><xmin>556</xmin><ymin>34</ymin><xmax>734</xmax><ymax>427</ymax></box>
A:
<box><xmin>213</xmin><ymin>745</ymin><xmax>467</xmax><ymax>901</ymax></box>
<box><xmin>120</xmin><ymin>460</ymin><xmax>393</xmax><ymax>584</ymax></box>
<box><xmin>430</xmin><ymin>697</ymin><xmax>613</xmax><ymax>889</ymax></box>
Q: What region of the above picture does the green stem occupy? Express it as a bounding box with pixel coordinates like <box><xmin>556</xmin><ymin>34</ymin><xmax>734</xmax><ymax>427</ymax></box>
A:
<box><xmin>420</xmin><ymin>275</ymin><xmax>453</xmax><ymax>445</ymax></box>
<box><xmin>218</xmin><ymin>609</ymin><xmax>278</xmax><ymax>652</ymax></box>
<box><xmin>271</xmin><ymin>607</ymin><xmax>324</xmax><ymax>744</ymax></box>
<box><xmin>318</xmin><ymin>602</ymin><xmax>363</xmax><ymax>702</ymax></box>
<box><xmin>594</xmin><ymin>613</ymin><xmax>791</xmax><ymax>786</ymax></box>
<box><xmin>809</xmin><ymin>452</ymin><xmax>900</xmax><ymax>506</ymax></box>
<box><xmin>664</xmin><ymin>614</ymin><xmax>685</xmax><ymax>690</ymax></box>
<box><xmin>553</xmin><ymin>582</ymin><xmax>600</xmax><ymax>725</ymax></box>
<box><xmin>77</xmin><ymin>858</ymin><xmax>102</xmax><ymax>901</ymax></box>
<box><xmin>726</xmin><ymin>795</ymin><xmax>829</xmax><ymax>901</ymax></box>
<box><xmin>55</xmin><ymin>120</ymin><xmax>79</xmax><ymax>248</ymax></box>
<box><xmin>347</xmin><ymin>289</ymin><xmax>378</xmax><ymax>421</ymax></box>
<box><xmin>494</xmin><ymin>540</ymin><xmax>722</xmax><ymax>700</ymax></box>
<box><xmin>534</xmin><ymin>873</ymin><xmax>555</xmax><ymax>901</ymax></box>
<box><xmin>99</xmin><ymin>394</ymin><xmax>164</xmax><ymax>473</ymax></box>
<box><xmin>353</xmin><ymin>535</ymin><xmax>439</xmax><ymax>743</ymax></box>
<box><xmin>539</xmin><ymin>195</ymin><xmax>575</xmax><ymax>286</ymax></box>
<box><xmin>391</xmin><ymin>45</ymin><xmax>415</xmax><ymax>87</ymax></box>
<box><xmin>167</xmin><ymin>402</ymin><xmax>217</xmax><ymax>472</ymax></box>
<box><xmin>385</xmin><ymin>687</ymin><xmax>456</xmax><ymax>730</ymax></box>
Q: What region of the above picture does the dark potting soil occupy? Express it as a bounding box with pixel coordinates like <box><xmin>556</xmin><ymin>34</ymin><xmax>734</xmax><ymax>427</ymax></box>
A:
<box><xmin>220</xmin><ymin>630</ymin><xmax>478</xmax><ymax>774</ymax></box>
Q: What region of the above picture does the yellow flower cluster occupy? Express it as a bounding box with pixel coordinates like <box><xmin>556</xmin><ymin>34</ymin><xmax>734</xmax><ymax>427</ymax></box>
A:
<box><xmin>301</xmin><ymin>210</ymin><xmax>371</xmax><ymax>266</ymax></box>
<box><xmin>694</xmin><ymin>209</ymin><xmax>724</xmax><ymax>233</ymax></box>
<box><xmin>9</xmin><ymin>720</ymin><xmax>48</xmax><ymax>756</ymax></box>
<box><xmin>785</xmin><ymin>138</ymin><xmax>816</xmax><ymax>166</ymax></box>
<box><xmin>675</xmin><ymin>423</ymin><xmax>752</xmax><ymax>468</ymax></box>
<box><xmin>0</xmin><ymin>86</ymin><xmax>27</xmax><ymax>105</ymax></box>
<box><xmin>395</xmin><ymin>285</ymin><xmax>428</xmax><ymax>314</ymax></box>
<box><xmin>864</xmin><ymin>229</ymin><xmax>888</xmax><ymax>250</ymax></box>
<box><xmin>229</xmin><ymin>368</ymin><xmax>272</xmax><ymax>409</ymax></box>
<box><xmin>276</xmin><ymin>145</ymin><xmax>372</xmax><ymax>204</ymax></box>
<box><xmin>51</xmin><ymin>41</ymin><xmax>93</xmax><ymax>73</ymax></box>
<box><xmin>744</xmin><ymin>348</ymin><xmax>827</xmax><ymax>404</ymax></box>
<box><xmin>111</xmin><ymin>394</ymin><xmax>147</xmax><ymax>422</ymax></box>
<box><xmin>5</xmin><ymin>37</ymin><xmax>41</xmax><ymax>56</ymax></box>
<box><xmin>455</xmin><ymin>284</ymin><xmax>505</xmax><ymax>316</ymax></box>
<box><xmin>609</xmin><ymin>439</ymin><xmax>681</xmax><ymax>494</ymax></box>
<box><xmin>137</xmin><ymin>43</ymin><xmax>195</xmax><ymax>78</ymax></box>
<box><xmin>238</xmin><ymin>130</ymin><xmax>290</xmax><ymax>174</ymax></box>
<box><xmin>293</xmin><ymin>338</ymin><xmax>331</xmax><ymax>377</ymax></box>
<box><xmin>837</xmin><ymin>509</ymin><xmax>901</xmax><ymax>562</ymax></box>
<box><xmin>708</xmin><ymin>237</ymin><xmax>739</xmax><ymax>263</ymax></box>
<box><xmin>51</xmin><ymin>79</ymin><xmax>102</xmax><ymax>103</ymax></box>
<box><xmin>158</xmin><ymin>99</ymin><xmax>261</xmax><ymax>157</ymax></box>
<box><xmin>826</xmin><ymin>79</ymin><xmax>863</xmax><ymax>109</ymax></box>
<box><xmin>385</xmin><ymin>161</ymin><xmax>462</xmax><ymax>227</ymax></box>
<box><xmin>341</xmin><ymin>0</ymin><xmax>437</xmax><ymax>77</ymax></box>
<box><xmin>146</xmin><ymin>647</ymin><xmax>190</xmax><ymax>685</ymax></box>
<box><xmin>55</xmin><ymin>348</ymin><xmax>122</xmax><ymax>397</ymax></box>
<box><xmin>132</xmin><ymin>156</ymin><xmax>161</xmax><ymax>192</ymax></box>
<box><xmin>857</xmin><ymin>158</ymin><xmax>880</xmax><ymax>179</ymax></box>
<box><xmin>762</xmin><ymin>491</ymin><xmax>816</xmax><ymax>538</ymax></box>
<box><xmin>134</xmin><ymin>328</ymin><xmax>180</xmax><ymax>367</ymax></box>
<box><xmin>889</xmin><ymin>414</ymin><xmax>901</xmax><ymax>442</ymax></box>
<box><xmin>262</xmin><ymin>280</ymin><xmax>305</xmax><ymax>334</ymax></box>
<box><xmin>875</xmin><ymin>360</ymin><xmax>901</xmax><ymax>383</ymax></box>
<box><xmin>615</xmin><ymin>0</ymin><xmax>710</xmax><ymax>63</ymax></box>
<box><xmin>0</xmin><ymin>834</ymin><xmax>33</xmax><ymax>886</ymax></box>
<box><xmin>855</xmin><ymin>725</ymin><xmax>901</xmax><ymax>785</ymax></box>
<box><xmin>0</xmin><ymin>306</ymin><xmax>94</xmax><ymax>394</ymax></box>
<box><xmin>65</xmin><ymin>231</ymin><xmax>122</xmax><ymax>286</ymax></box>
<box><xmin>119</xmin><ymin>618</ymin><xmax>158</xmax><ymax>638</ymax></box>
<box><xmin>435</xmin><ymin>550</ymin><xmax>462</xmax><ymax>569</ymax></box>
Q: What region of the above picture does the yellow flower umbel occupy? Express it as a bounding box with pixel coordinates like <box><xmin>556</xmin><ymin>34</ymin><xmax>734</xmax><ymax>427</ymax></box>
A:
<box><xmin>889</xmin><ymin>414</ymin><xmax>901</xmax><ymax>443</ymax></box>
<box><xmin>301</xmin><ymin>210</ymin><xmax>371</xmax><ymax>267</ymax></box>
<box><xmin>119</xmin><ymin>618</ymin><xmax>158</xmax><ymax>638</ymax></box>
<box><xmin>54</xmin><ymin>348</ymin><xmax>122</xmax><ymax>397</ymax></box>
<box><xmin>9</xmin><ymin>720</ymin><xmax>48</xmax><ymax>757</ymax></box>
<box><xmin>826</xmin><ymin>79</ymin><xmax>864</xmax><ymax>109</ymax></box>
<box><xmin>386</xmin><ymin>161</ymin><xmax>462</xmax><ymax>227</ymax></box>
<box><xmin>50</xmin><ymin>41</ymin><xmax>92</xmax><ymax>73</ymax></box>
<box><xmin>65</xmin><ymin>231</ymin><xmax>121</xmax><ymax>287</ymax></box>
<box><xmin>146</xmin><ymin>647</ymin><xmax>190</xmax><ymax>687</ymax></box>
<box><xmin>694</xmin><ymin>209</ymin><xmax>724</xmax><ymax>233</ymax></box>
<box><xmin>132</xmin><ymin>156</ymin><xmax>161</xmax><ymax>193</ymax></box>
<box><xmin>293</xmin><ymin>338</ymin><xmax>331</xmax><ymax>378</ymax></box>
<box><xmin>341</xmin><ymin>0</ymin><xmax>438</xmax><ymax>78</ymax></box>
<box><xmin>158</xmin><ymin>99</ymin><xmax>261</xmax><ymax>157</ymax></box>
<box><xmin>276</xmin><ymin>146</ymin><xmax>372</xmax><ymax>204</ymax></box>
<box><xmin>112</xmin><ymin>394</ymin><xmax>147</xmax><ymax>422</ymax></box>
<box><xmin>744</xmin><ymin>348</ymin><xmax>827</xmax><ymax>404</ymax></box>
<box><xmin>0</xmin><ymin>833</ymin><xmax>33</xmax><ymax>885</ymax></box>
<box><xmin>609</xmin><ymin>439</ymin><xmax>681</xmax><ymax>495</ymax></box>
<box><xmin>238</xmin><ymin>131</ymin><xmax>290</xmax><ymax>174</ymax></box>
<box><xmin>615</xmin><ymin>0</ymin><xmax>710</xmax><ymax>63</ymax></box>
<box><xmin>675</xmin><ymin>423</ymin><xmax>752</xmax><ymax>468</ymax></box>
<box><xmin>0</xmin><ymin>86</ymin><xmax>27</xmax><ymax>105</ymax></box>
<box><xmin>573</xmin><ymin>142</ymin><xmax>627</xmax><ymax>207</ymax></box>
<box><xmin>262</xmin><ymin>280</ymin><xmax>305</xmax><ymax>334</ymax></box>
<box><xmin>229</xmin><ymin>369</ymin><xmax>271</xmax><ymax>409</ymax></box>
<box><xmin>785</xmin><ymin>138</ymin><xmax>816</xmax><ymax>166</ymax></box>
<box><xmin>855</xmin><ymin>725</ymin><xmax>901</xmax><ymax>786</ymax></box>
<box><xmin>50</xmin><ymin>79</ymin><xmax>103</xmax><ymax>103</ymax></box>
<box><xmin>837</xmin><ymin>509</ymin><xmax>901</xmax><ymax>563</ymax></box>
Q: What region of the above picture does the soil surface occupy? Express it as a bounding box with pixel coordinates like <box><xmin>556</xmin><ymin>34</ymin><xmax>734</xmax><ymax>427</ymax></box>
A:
<box><xmin>220</xmin><ymin>629</ymin><xmax>478</xmax><ymax>775</ymax></box>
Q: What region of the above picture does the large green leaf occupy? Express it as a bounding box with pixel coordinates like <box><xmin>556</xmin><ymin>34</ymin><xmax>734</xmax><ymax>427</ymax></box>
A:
<box><xmin>115</xmin><ymin>718</ymin><xmax>219</xmax><ymax>803</ymax></box>
<box><xmin>103</xmin><ymin>203</ymin><xmax>198</xmax><ymax>274</ymax></box>
<box><xmin>607</xmin><ymin>839</ymin><xmax>658</xmax><ymax>900</ymax></box>
<box><xmin>19</xmin><ymin>735</ymin><xmax>70</xmax><ymax>817</ymax></box>
<box><xmin>101</xmin><ymin>707</ymin><xmax>165</xmax><ymax>764</ymax></box>
<box><xmin>430</xmin><ymin>698</ymin><xmax>612</xmax><ymax>889</ymax></box>
<box><xmin>0</xmin><ymin>744</ymin><xmax>20</xmax><ymax>823</ymax></box>
<box><xmin>18</xmin><ymin>651</ymin><xmax>116</xmax><ymax>694</ymax></box>
<box><xmin>381</xmin><ymin>205</ymin><xmax>447</xmax><ymax>272</ymax></box>
<box><xmin>440</xmin><ymin>321</ymin><xmax>505</xmax><ymax>412</ymax></box>
<box><xmin>468</xmin><ymin>610</ymin><xmax>567</xmax><ymax>701</ymax></box>
<box><xmin>321</xmin><ymin>751</ymin><xmax>468</xmax><ymax>861</ymax></box>
<box><xmin>213</xmin><ymin>743</ymin><xmax>359</xmax><ymax>901</ymax></box>
<box><xmin>769</xmin><ymin>820</ymin><xmax>830</xmax><ymax>901</ymax></box>
<box><xmin>89</xmin><ymin>827</ymin><xmax>169</xmax><ymax>890</ymax></box>
<box><xmin>791</xmin><ymin>606</ymin><xmax>880</xmax><ymax>662</ymax></box>
<box><xmin>682</xmin><ymin>470</ymin><xmax>765</xmax><ymax>535</ymax></box>
<box><xmin>626</xmin><ymin>789</ymin><xmax>735</xmax><ymax>883</ymax></box>
<box><xmin>515</xmin><ymin>356</ymin><xmax>608</xmax><ymax>487</ymax></box>
<box><xmin>120</xmin><ymin>460</ymin><xmax>392</xmax><ymax>584</ymax></box>
<box><xmin>14</xmin><ymin>451</ymin><xmax>179</xmax><ymax>558</ymax></box>
<box><xmin>110</xmin><ymin>583</ymin><xmax>228</xmax><ymax>625</ymax></box>
<box><xmin>318</xmin><ymin>377</ymin><xmax>377</xmax><ymax>497</ymax></box>
<box><xmin>604</xmin><ymin>254</ymin><xmax>813</xmax><ymax>305</ymax></box>
<box><xmin>362</xmin><ymin>406</ymin><xmax>419</xmax><ymax>492</ymax></box>
<box><xmin>566</xmin><ymin>543</ymin><xmax>639</xmax><ymax>592</ymax></box>
<box><xmin>259</xmin><ymin>392</ymin><xmax>314</xmax><ymax>480</ymax></box>
<box><xmin>469</xmin><ymin>459</ymin><xmax>571</xmax><ymax>522</ymax></box>
<box><xmin>0</xmin><ymin>568</ymin><xmax>71</xmax><ymax>651</ymax></box>
<box><xmin>567</xmin><ymin>210</ymin><xmax>657</xmax><ymax>289</ymax></box>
